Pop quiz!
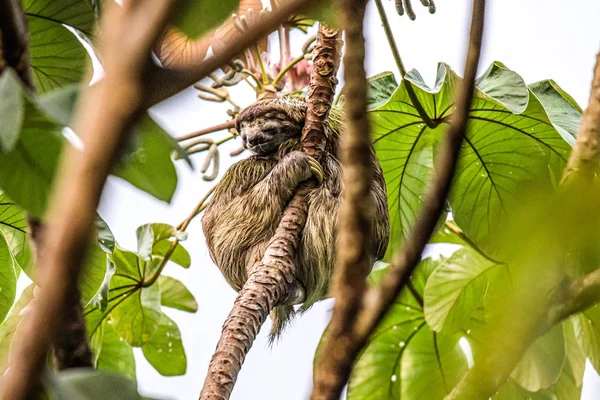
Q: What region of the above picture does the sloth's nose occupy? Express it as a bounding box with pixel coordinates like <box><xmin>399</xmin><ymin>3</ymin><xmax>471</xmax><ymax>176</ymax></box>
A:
<box><xmin>247</xmin><ymin>137</ymin><xmax>260</xmax><ymax>147</ymax></box>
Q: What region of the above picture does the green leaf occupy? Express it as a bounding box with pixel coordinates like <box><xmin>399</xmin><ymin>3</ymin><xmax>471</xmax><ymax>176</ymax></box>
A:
<box><xmin>24</xmin><ymin>0</ymin><xmax>95</xmax><ymax>93</ymax></box>
<box><xmin>97</xmin><ymin>322</ymin><xmax>136</xmax><ymax>380</ymax></box>
<box><xmin>80</xmin><ymin>243</ymin><xmax>110</xmax><ymax>305</ymax></box>
<box><xmin>108</xmin><ymin>247</ymin><xmax>161</xmax><ymax>346</ymax></box>
<box><xmin>347</xmin><ymin>259</ymin><xmax>468</xmax><ymax>400</ymax></box>
<box><xmin>141</xmin><ymin>313</ymin><xmax>186</xmax><ymax>376</ymax></box>
<box><xmin>158</xmin><ymin>276</ymin><xmax>198</xmax><ymax>313</ymax></box>
<box><xmin>95</xmin><ymin>216</ymin><xmax>115</xmax><ymax>254</ymax></box>
<box><xmin>152</xmin><ymin>241</ymin><xmax>191</xmax><ymax>269</ymax></box>
<box><xmin>0</xmin><ymin>91</ymin><xmax>65</xmax><ymax>217</ymax></box>
<box><xmin>136</xmin><ymin>223</ymin><xmax>178</xmax><ymax>260</ymax></box>
<box><xmin>172</xmin><ymin>0</ymin><xmax>239</xmax><ymax>39</ymax></box>
<box><xmin>367</xmin><ymin>72</ymin><xmax>398</xmax><ymax>111</ymax></box>
<box><xmin>0</xmin><ymin>234</ymin><xmax>17</xmax><ymax>325</ymax></box>
<box><xmin>370</xmin><ymin>62</ymin><xmax>573</xmax><ymax>259</ymax></box>
<box><xmin>428</xmin><ymin>221</ymin><xmax>468</xmax><ymax>247</ymax></box>
<box><xmin>0</xmin><ymin>69</ymin><xmax>25</xmax><ymax>152</ymax></box>
<box><xmin>573</xmin><ymin>302</ymin><xmax>600</xmax><ymax>374</ymax></box>
<box><xmin>46</xmin><ymin>370</ymin><xmax>142</xmax><ymax>400</ymax></box>
<box><xmin>424</xmin><ymin>247</ymin><xmax>500</xmax><ymax>333</ymax></box>
<box><xmin>510</xmin><ymin>323</ymin><xmax>566</xmax><ymax>391</ymax></box>
<box><xmin>88</xmin><ymin>260</ymin><xmax>115</xmax><ymax>312</ymax></box>
<box><xmin>37</xmin><ymin>84</ymin><xmax>80</xmax><ymax>126</ymax></box>
<box><xmin>0</xmin><ymin>284</ymin><xmax>35</xmax><ymax>374</ymax></box>
<box><xmin>113</xmin><ymin>116</ymin><xmax>179</xmax><ymax>203</ymax></box>
<box><xmin>530</xmin><ymin>79</ymin><xmax>582</xmax><ymax>140</ymax></box>
<box><xmin>0</xmin><ymin>192</ymin><xmax>33</xmax><ymax>273</ymax></box>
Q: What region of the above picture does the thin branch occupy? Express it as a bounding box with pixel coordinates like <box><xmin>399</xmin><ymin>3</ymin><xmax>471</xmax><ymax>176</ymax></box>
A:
<box><xmin>444</xmin><ymin>220</ymin><xmax>501</xmax><ymax>264</ymax></box>
<box><xmin>143</xmin><ymin>0</ymin><xmax>317</xmax><ymax>108</ymax></box>
<box><xmin>0</xmin><ymin>2</ymin><xmax>177</xmax><ymax>398</ymax></box>
<box><xmin>373</xmin><ymin>0</ymin><xmax>436</xmax><ymax>129</ymax></box>
<box><xmin>310</xmin><ymin>0</ymin><xmax>372</xmax><ymax>397</ymax></box>
<box><xmin>311</xmin><ymin>1</ymin><xmax>486</xmax><ymax>397</ymax></box>
<box><xmin>176</xmin><ymin>120</ymin><xmax>236</xmax><ymax>142</ymax></box>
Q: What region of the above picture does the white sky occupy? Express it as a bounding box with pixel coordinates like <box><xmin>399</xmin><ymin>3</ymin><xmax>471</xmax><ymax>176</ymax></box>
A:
<box><xmin>93</xmin><ymin>0</ymin><xmax>600</xmax><ymax>399</ymax></box>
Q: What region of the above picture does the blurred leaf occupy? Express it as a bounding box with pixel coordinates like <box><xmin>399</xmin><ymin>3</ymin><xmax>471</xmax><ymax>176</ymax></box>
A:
<box><xmin>158</xmin><ymin>276</ymin><xmax>198</xmax><ymax>313</ymax></box>
<box><xmin>0</xmin><ymin>284</ymin><xmax>35</xmax><ymax>375</ymax></box>
<box><xmin>141</xmin><ymin>313</ymin><xmax>186</xmax><ymax>376</ymax></box>
<box><xmin>573</xmin><ymin>302</ymin><xmax>600</xmax><ymax>375</ymax></box>
<box><xmin>172</xmin><ymin>0</ymin><xmax>239</xmax><ymax>39</ymax></box>
<box><xmin>347</xmin><ymin>259</ymin><xmax>468</xmax><ymax>400</ymax></box>
<box><xmin>510</xmin><ymin>323</ymin><xmax>566</xmax><ymax>391</ymax></box>
<box><xmin>113</xmin><ymin>116</ymin><xmax>179</xmax><ymax>203</ymax></box>
<box><xmin>0</xmin><ymin>69</ymin><xmax>25</xmax><ymax>152</ymax></box>
<box><xmin>23</xmin><ymin>0</ymin><xmax>95</xmax><ymax>93</ymax></box>
<box><xmin>0</xmin><ymin>192</ymin><xmax>32</xmax><ymax>273</ymax></box>
<box><xmin>37</xmin><ymin>85</ymin><xmax>80</xmax><ymax>126</ymax></box>
<box><xmin>97</xmin><ymin>322</ymin><xmax>136</xmax><ymax>380</ymax></box>
<box><xmin>0</xmin><ymin>235</ymin><xmax>17</xmax><ymax>325</ymax></box>
<box><xmin>46</xmin><ymin>370</ymin><xmax>142</xmax><ymax>400</ymax></box>
<box><xmin>429</xmin><ymin>220</ymin><xmax>468</xmax><ymax>247</ymax></box>
<box><xmin>108</xmin><ymin>247</ymin><xmax>161</xmax><ymax>346</ymax></box>
<box><xmin>366</xmin><ymin>71</ymin><xmax>398</xmax><ymax>111</ymax></box>
<box><xmin>424</xmin><ymin>247</ymin><xmax>501</xmax><ymax>333</ymax></box>
<box><xmin>371</xmin><ymin>62</ymin><xmax>573</xmax><ymax>260</ymax></box>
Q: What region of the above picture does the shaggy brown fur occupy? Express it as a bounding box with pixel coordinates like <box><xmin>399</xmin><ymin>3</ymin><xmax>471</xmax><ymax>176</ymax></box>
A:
<box><xmin>202</xmin><ymin>96</ymin><xmax>389</xmax><ymax>339</ymax></box>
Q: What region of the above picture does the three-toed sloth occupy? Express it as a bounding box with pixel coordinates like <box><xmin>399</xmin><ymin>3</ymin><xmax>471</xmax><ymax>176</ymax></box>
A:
<box><xmin>202</xmin><ymin>96</ymin><xmax>389</xmax><ymax>338</ymax></box>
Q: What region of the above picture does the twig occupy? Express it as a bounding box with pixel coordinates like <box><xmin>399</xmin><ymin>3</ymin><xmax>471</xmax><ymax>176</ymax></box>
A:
<box><xmin>373</xmin><ymin>0</ymin><xmax>437</xmax><ymax>129</ymax></box>
<box><xmin>310</xmin><ymin>1</ymin><xmax>486</xmax><ymax>397</ymax></box>
<box><xmin>0</xmin><ymin>2</ymin><xmax>177</xmax><ymax>398</ymax></box>
<box><xmin>199</xmin><ymin>23</ymin><xmax>341</xmax><ymax>400</ymax></box>
<box><xmin>176</xmin><ymin>120</ymin><xmax>236</xmax><ymax>142</ymax></box>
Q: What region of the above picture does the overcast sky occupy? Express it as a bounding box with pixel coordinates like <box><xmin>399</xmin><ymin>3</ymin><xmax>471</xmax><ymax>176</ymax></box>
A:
<box><xmin>94</xmin><ymin>1</ymin><xmax>600</xmax><ymax>399</ymax></box>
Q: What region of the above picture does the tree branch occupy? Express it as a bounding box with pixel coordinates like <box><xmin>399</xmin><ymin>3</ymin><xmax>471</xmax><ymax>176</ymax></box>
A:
<box><xmin>176</xmin><ymin>120</ymin><xmax>236</xmax><ymax>142</ymax></box>
<box><xmin>143</xmin><ymin>0</ymin><xmax>317</xmax><ymax>108</ymax></box>
<box><xmin>0</xmin><ymin>0</ymin><xmax>32</xmax><ymax>87</ymax></box>
<box><xmin>199</xmin><ymin>24</ymin><xmax>341</xmax><ymax>400</ymax></box>
<box><xmin>311</xmin><ymin>1</ymin><xmax>486</xmax><ymax>397</ymax></box>
<box><xmin>0</xmin><ymin>2</ymin><xmax>177</xmax><ymax>398</ymax></box>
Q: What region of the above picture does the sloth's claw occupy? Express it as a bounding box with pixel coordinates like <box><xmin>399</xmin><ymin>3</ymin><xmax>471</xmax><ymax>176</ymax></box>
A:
<box><xmin>308</xmin><ymin>157</ymin><xmax>324</xmax><ymax>184</ymax></box>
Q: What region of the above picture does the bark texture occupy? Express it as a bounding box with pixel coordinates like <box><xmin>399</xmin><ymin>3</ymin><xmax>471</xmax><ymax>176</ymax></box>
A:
<box><xmin>199</xmin><ymin>24</ymin><xmax>341</xmax><ymax>400</ymax></box>
<box><xmin>311</xmin><ymin>1</ymin><xmax>486</xmax><ymax>398</ymax></box>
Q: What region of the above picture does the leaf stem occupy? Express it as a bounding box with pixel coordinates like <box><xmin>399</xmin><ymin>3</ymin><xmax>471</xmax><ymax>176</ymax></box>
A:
<box><xmin>273</xmin><ymin>54</ymin><xmax>305</xmax><ymax>86</ymax></box>
<box><xmin>374</xmin><ymin>0</ymin><xmax>437</xmax><ymax>129</ymax></box>
<box><xmin>444</xmin><ymin>221</ymin><xmax>501</xmax><ymax>264</ymax></box>
<box><xmin>254</xmin><ymin>44</ymin><xmax>269</xmax><ymax>85</ymax></box>
<box><xmin>142</xmin><ymin>186</ymin><xmax>216</xmax><ymax>288</ymax></box>
<box><xmin>241</xmin><ymin>68</ymin><xmax>264</xmax><ymax>90</ymax></box>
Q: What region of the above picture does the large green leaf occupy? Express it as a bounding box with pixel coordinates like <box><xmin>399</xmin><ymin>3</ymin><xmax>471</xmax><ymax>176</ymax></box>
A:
<box><xmin>113</xmin><ymin>116</ymin><xmax>179</xmax><ymax>203</ymax></box>
<box><xmin>0</xmin><ymin>235</ymin><xmax>16</xmax><ymax>325</ymax></box>
<box><xmin>424</xmin><ymin>247</ymin><xmax>500</xmax><ymax>333</ymax></box>
<box><xmin>158</xmin><ymin>276</ymin><xmax>198</xmax><ymax>313</ymax></box>
<box><xmin>530</xmin><ymin>79</ymin><xmax>582</xmax><ymax>139</ymax></box>
<box><xmin>141</xmin><ymin>313</ymin><xmax>186</xmax><ymax>376</ymax></box>
<box><xmin>367</xmin><ymin>72</ymin><xmax>399</xmax><ymax>111</ymax></box>
<box><xmin>136</xmin><ymin>223</ymin><xmax>190</xmax><ymax>268</ymax></box>
<box><xmin>24</xmin><ymin>0</ymin><xmax>95</xmax><ymax>93</ymax></box>
<box><xmin>510</xmin><ymin>323</ymin><xmax>566</xmax><ymax>391</ymax></box>
<box><xmin>370</xmin><ymin>62</ymin><xmax>573</xmax><ymax>258</ymax></box>
<box><xmin>0</xmin><ymin>69</ymin><xmax>25</xmax><ymax>152</ymax></box>
<box><xmin>172</xmin><ymin>0</ymin><xmax>240</xmax><ymax>39</ymax></box>
<box><xmin>0</xmin><ymin>75</ymin><xmax>65</xmax><ymax>217</ymax></box>
<box><xmin>96</xmin><ymin>322</ymin><xmax>136</xmax><ymax>380</ymax></box>
<box><xmin>347</xmin><ymin>259</ymin><xmax>468</xmax><ymax>400</ymax></box>
<box><xmin>108</xmin><ymin>247</ymin><xmax>161</xmax><ymax>346</ymax></box>
<box><xmin>0</xmin><ymin>192</ymin><xmax>32</xmax><ymax>273</ymax></box>
<box><xmin>0</xmin><ymin>284</ymin><xmax>35</xmax><ymax>375</ymax></box>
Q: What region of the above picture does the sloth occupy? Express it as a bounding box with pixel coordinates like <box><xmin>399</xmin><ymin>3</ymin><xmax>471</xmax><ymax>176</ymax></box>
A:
<box><xmin>202</xmin><ymin>96</ymin><xmax>389</xmax><ymax>338</ymax></box>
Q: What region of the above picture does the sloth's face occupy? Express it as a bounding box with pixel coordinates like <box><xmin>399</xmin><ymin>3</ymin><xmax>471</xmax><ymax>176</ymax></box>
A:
<box><xmin>237</xmin><ymin>111</ymin><xmax>302</xmax><ymax>156</ymax></box>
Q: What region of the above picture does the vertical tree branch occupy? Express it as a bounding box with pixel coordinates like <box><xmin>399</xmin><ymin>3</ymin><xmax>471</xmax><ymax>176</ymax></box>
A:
<box><xmin>0</xmin><ymin>0</ymin><xmax>93</xmax><ymax>372</ymax></box>
<box><xmin>310</xmin><ymin>0</ymin><xmax>372</xmax><ymax>398</ymax></box>
<box><xmin>199</xmin><ymin>24</ymin><xmax>341</xmax><ymax>400</ymax></box>
<box><xmin>0</xmin><ymin>2</ymin><xmax>177</xmax><ymax>398</ymax></box>
<box><xmin>311</xmin><ymin>1</ymin><xmax>486</xmax><ymax>398</ymax></box>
